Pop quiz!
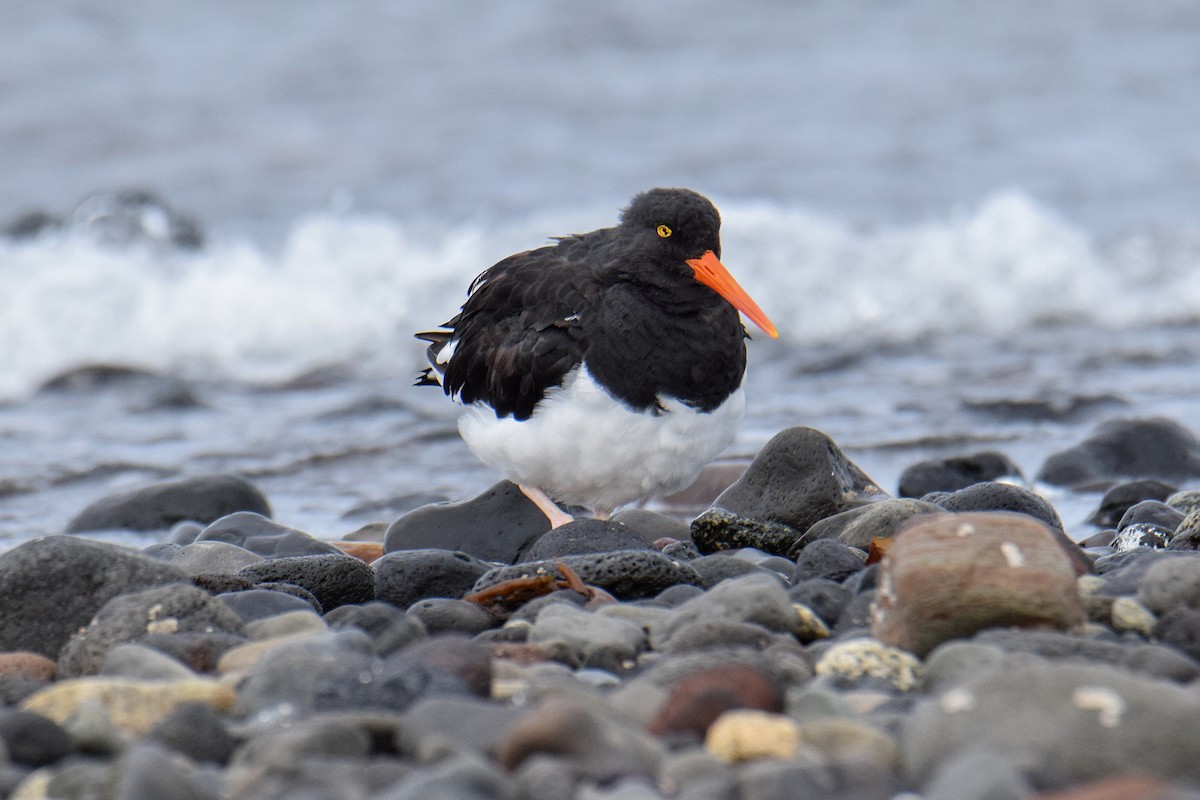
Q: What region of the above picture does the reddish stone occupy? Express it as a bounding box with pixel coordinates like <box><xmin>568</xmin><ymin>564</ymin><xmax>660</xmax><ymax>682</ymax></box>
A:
<box><xmin>0</xmin><ymin>651</ymin><xmax>56</xmax><ymax>681</ymax></box>
<box><xmin>648</xmin><ymin>663</ymin><xmax>784</xmax><ymax>737</ymax></box>
<box><xmin>872</xmin><ymin>512</ymin><xmax>1084</xmax><ymax>656</ymax></box>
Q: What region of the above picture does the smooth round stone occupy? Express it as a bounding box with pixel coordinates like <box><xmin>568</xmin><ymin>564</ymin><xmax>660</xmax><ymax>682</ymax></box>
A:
<box><xmin>64</xmin><ymin>473</ymin><xmax>271</xmax><ymax>533</ymax></box>
<box><xmin>406</xmin><ymin>598</ymin><xmax>496</xmax><ymax>636</ymax></box>
<box><xmin>325</xmin><ymin>601</ymin><xmax>428</xmax><ymax>656</ymax></box>
<box><xmin>921</xmin><ymin>748</ymin><xmax>1033</xmax><ymax>800</ymax></box>
<box><xmin>1111</xmin><ymin>522</ymin><xmax>1172</xmax><ymax>552</ymax></box>
<box><xmin>903</xmin><ymin>659</ymin><xmax>1200</xmax><ymax>787</ymax></box>
<box><xmin>234</xmin><ymin>553</ymin><xmax>374</xmax><ymax>612</ymax></box>
<box><xmin>0</xmin><ymin>652</ymin><xmax>57</xmax><ymax>682</ymax></box>
<box><xmin>219</xmin><ymin>588</ymin><xmax>318</xmax><ymax>621</ymax></box>
<box><xmin>114</xmin><ymin>741</ymin><xmax>220</xmax><ymax>800</ymax></box>
<box><xmin>1167</xmin><ymin>490</ymin><xmax>1200</xmax><ymax>516</ymax></box>
<box><xmin>373</xmin><ymin>549</ymin><xmax>493</xmax><ymax>610</ymax></box>
<box><xmin>791</xmin><ymin>539</ymin><xmax>865</xmax><ymax>582</ymax></box>
<box><xmin>789</xmin><ymin>579</ymin><xmax>851</xmax><ymax>626</ymax></box>
<box><xmin>648</xmin><ymin>662</ymin><xmax>784</xmax><ymax>738</ymax></box>
<box><xmin>610</xmin><ymin>508</ymin><xmax>691</xmax><ymax>541</ymax></box>
<box><xmin>99</xmin><ymin>643</ymin><xmax>196</xmax><ymax>681</ymax></box>
<box><xmin>971</xmin><ymin>629</ymin><xmax>1200</xmax><ymax>684</ymax></box>
<box><xmin>0</xmin><ymin>535</ymin><xmax>186</xmax><ymax>659</ymax></box>
<box><xmin>401</xmin><ymin>695</ymin><xmax>527</xmax><ymax>757</ymax></box>
<box><xmin>58</xmin><ymin>583</ymin><xmax>246</xmax><ymax>678</ymax></box>
<box><xmin>1152</xmin><ymin>607</ymin><xmax>1200</xmax><ymax>661</ymax></box>
<box><xmin>654</xmin><ymin>583</ymin><xmax>705</xmax><ymax>607</ymax></box>
<box><xmin>196</xmin><ymin>512</ymin><xmax>342</xmax><ymax>558</ymax></box>
<box><xmin>710</xmin><ymin>426</ymin><xmax>885</xmax><ymax>532</ymax></box>
<box><xmin>898</xmin><ymin>451</ymin><xmax>1023</xmax><ymax>498</ymax></box>
<box><xmin>924</xmin><ymin>481</ymin><xmax>1065</xmax><ymax>532</ymax></box>
<box><xmin>146</xmin><ymin>701</ymin><xmax>237</xmax><ymax>765</ymax></box>
<box><xmin>650</xmin><ymin>573</ymin><xmax>805</xmax><ymax>649</ymax></box>
<box><xmin>384</xmin><ymin>480</ymin><xmax>550</xmax><ymax>563</ymax></box>
<box><xmin>243</xmin><ymin>610</ymin><xmax>328</xmax><ymax>641</ymax></box>
<box><xmin>871</xmin><ymin>513</ymin><xmax>1085</xmax><ymax>657</ymax></box>
<box><xmin>802</xmin><ymin>498</ymin><xmax>943</xmax><ymax>550</ymax></box>
<box><xmin>1117</xmin><ymin>500</ymin><xmax>1186</xmax><ymax>533</ymax></box>
<box><xmin>164</xmin><ymin>541</ymin><xmax>263</xmax><ymax>576</ymax></box>
<box><xmin>1089</xmin><ymin>479</ymin><xmax>1179</xmax><ymax>527</ymax></box>
<box><xmin>686</xmin><ymin>553</ymin><xmax>774</xmax><ymax>588</ymax></box>
<box><xmin>0</xmin><ymin>709</ymin><xmax>73</xmax><ymax>767</ymax></box>
<box><xmin>529</xmin><ymin>604</ymin><xmax>646</xmax><ymax>671</ymax></box>
<box><xmin>522</xmin><ymin>518</ymin><xmax>654</xmax><ymax>561</ymax></box>
<box><xmin>1036</xmin><ymin>416</ymin><xmax>1200</xmax><ymax>487</ymax></box>
<box><xmin>1168</xmin><ymin>510</ymin><xmax>1200</xmax><ymax>551</ymax></box>
<box><xmin>1136</xmin><ymin>556</ymin><xmax>1200</xmax><ymax>614</ymax></box>
<box><xmin>373</xmin><ymin>754</ymin><xmax>513</xmax><ymax>800</ymax></box>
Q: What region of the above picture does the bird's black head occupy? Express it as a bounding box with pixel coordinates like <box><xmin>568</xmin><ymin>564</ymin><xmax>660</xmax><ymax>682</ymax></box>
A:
<box><xmin>618</xmin><ymin>187</ymin><xmax>722</xmax><ymax>262</ymax></box>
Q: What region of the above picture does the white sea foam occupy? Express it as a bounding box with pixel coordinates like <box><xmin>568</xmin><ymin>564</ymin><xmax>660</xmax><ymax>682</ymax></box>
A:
<box><xmin>2</xmin><ymin>191</ymin><xmax>1198</xmax><ymax>401</ymax></box>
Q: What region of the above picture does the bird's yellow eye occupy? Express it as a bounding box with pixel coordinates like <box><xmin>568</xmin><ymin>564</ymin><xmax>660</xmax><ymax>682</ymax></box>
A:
<box><xmin>657</xmin><ymin>224</ymin><xmax>672</xmax><ymax>238</ymax></box>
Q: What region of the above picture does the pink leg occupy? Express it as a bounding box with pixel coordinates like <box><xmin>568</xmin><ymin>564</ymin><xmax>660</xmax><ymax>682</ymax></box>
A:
<box><xmin>518</xmin><ymin>484</ymin><xmax>575</xmax><ymax>529</ymax></box>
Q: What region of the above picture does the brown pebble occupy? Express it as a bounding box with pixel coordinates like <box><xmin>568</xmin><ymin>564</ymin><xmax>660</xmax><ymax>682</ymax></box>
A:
<box><xmin>331</xmin><ymin>541</ymin><xmax>385</xmax><ymax>563</ymax></box>
<box><xmin>872</xmin><ymin>512</ymin><xmax>1084</xmax><ymax>656</ymax></box>
<box><xmin>1034</xmin><ymin>775</ymin><xmax>1181</xmax><ymax>800</ymax></box>
<box><xmin>0</xmin><ymin>651</ymin><xmax>57</xmax><ymax>681</ymax></box>
<box><xmin>648</xmin><ymin>663</ymin><xmax>784</xmax><ymax>737</ymax></box>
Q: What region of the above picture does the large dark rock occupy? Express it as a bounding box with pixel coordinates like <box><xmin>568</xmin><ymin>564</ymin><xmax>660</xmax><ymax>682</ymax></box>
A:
<box><xmin>195</xmin><ymin>512</ymin><xmax>341</xmax><ymax>558</ymax></box>
<box><xmin>1037</xmin><ymin>417</ymin><xmax>1200</xmax><ymax>487</ymax></box>
<box><xmin>897</xmin><ymin>451</ymin><xmax>1023</xmax><ymax>498</ymax></box>
<box><xmin>1088</xmin><ymin>480</ymin><xmax>1179</xmax><ymax>528</ymax></box>
<box><xmin>0</xmin><ymin>536</ymin><xmax>186</xmax><ymax>658</ymax></box>
<box><xmin>58</xmin><ymin>583</ymin><xmax>245</xmax><ymax>677</ymax></box>
<box><xmin>66</xmin><ymin>474</ymin><xmax>271</xmax><ymax>533</ymax></box>
<box><xmin>374</xmin><ymin>549</ymin><xmax>493</xmax><ymax>610</ymax></box>
<box><xmin>384</xmin><ymin>481</ymin><xmax>550</xmax><ymax>563</ymax></box>
<box><xmin>234</xmin><ymin>553</ymin><xmax>375</xmax><ymax>612</ymax></box>
<box><xmin>521</xmin><ymin>519</ymin><xmax>654</xmax><ymax>561</ymax></box>
<box><xmin>711</xmin><ymin>427</ymin><xmax>884</xmax><ymax>532</ymax></box>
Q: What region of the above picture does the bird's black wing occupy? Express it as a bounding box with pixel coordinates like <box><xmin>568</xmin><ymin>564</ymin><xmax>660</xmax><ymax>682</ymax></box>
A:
<box><xmin>416</xmin><ymin>237</ymin><xmax>599</xmax><ymax>421</ymax></box>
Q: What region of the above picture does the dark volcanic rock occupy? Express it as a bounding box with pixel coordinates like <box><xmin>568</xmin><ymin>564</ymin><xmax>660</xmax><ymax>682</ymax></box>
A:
<box><xmin>1088</xmin><ymin>480</ymin><xmax>1179</xmax><ymax>528</ymax></box>
<box><xmin>897</xmin><ymin>451</ymin><xmax>1023</xmax><ymax>498</ymax></box>
<box><xmin>0</xmin><ymin>536</ymin><xmax>186</xmax><ymax>658</ymax></box>
<box><xmin>473</xmin><ymin>550</ymin><xmax>703</xmax><ymax>601</ymax></box>
<box><xmin>1116</xmin><ymin>500</ymin><xmax>1186</xmax><ymax>534</ymax></box>
<box><xmin>384</xmin><ymin>480</ymin><xmax>550</xmax><ymax>563</ymax></box>
<box><xmin>1037</xmin><ymin>417</ymin><xmax>1200</xmax><ymax>487</ymax></box>
<box><xmin>234</xmin><ymin>553</ymin><xmax>374</xmax><ymax>612</ymax></box>
<box><xmin>0</xmin><ymin>710</ymin><xmax>73</xmax><ymax>767</ymax></box>
<box><xmin>711</xmin><ymin>427</ymin><xmax>885</xmax><ymax>531</ymax></box>
<box><xmin>145</xmin><ymin>702</ymin><xmax>238</xmax><ymax>765</ymax></box>
<box><xmin>791</xmin><ymin>539</ymin><xmax>866</xmax><ymax>582</ymax></box>
<box><xmin>925</xmin><ymin>481</ymin><xmax>1064</xmax><ymax>531</ymax></box>
<box><xmin>374</xmin><ymin>549</ymin><xmax>493</xmax><ymax>610</ymax></box>
<box><xmin>521</xmin><ymin>518</ymin><xmax>653</xmax><ymax>561</ymax></box>
<box><xmin>325</xmin><ymin>601</ymin><xmax>428</xmax><ymax>656</ymax></box>
<box><xmin>58</xmin><ymin>583</ymin><xmax>245</xmax><ymax>677</ymax></box>
<box><xmin>65</xmin><ymin>474</ymin><xmax>271</xmax><ymax>533</ymax></box>
<box><xmin>690</xmin><ymin>509</ymin><xmax>806</xmax><ymax>557</ymax></box>
<box><xmin>195</xmin><ymin>512</ymin><xmax>342</xmax><ymax>557</ymax></box>
<box><xmin>406</xmin><ymin>598</ymin><xmax>496</xmax><ymax>636</ymax></box>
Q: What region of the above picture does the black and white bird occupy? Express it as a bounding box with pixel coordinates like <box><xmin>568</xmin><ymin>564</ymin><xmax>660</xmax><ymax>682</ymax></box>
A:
<box><xmin>417</xmin><ymin>188</ymin><xmax>777</xmax><ymax>527</ymax></box>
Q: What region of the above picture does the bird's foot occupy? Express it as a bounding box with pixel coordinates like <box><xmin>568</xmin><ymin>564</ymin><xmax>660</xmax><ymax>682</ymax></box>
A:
<box><xmin>518</xmin><ymin>484</ymin><xmax>575</xmax><ymax>529</ymax></box>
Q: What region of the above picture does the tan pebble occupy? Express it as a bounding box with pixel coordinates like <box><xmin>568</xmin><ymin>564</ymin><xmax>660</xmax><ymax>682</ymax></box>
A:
<box><xmin>217</xmin><ymin>630</ymin><xmax>323</xmax><ymax>675</ymax></box>
<box><xmin>21</xmin><ymin>677</ymin><xmax>235</xmax><ymax>736</ymax></box>
<box><xmin>793</xmin><ymin>603</ymin><xmax>830</xmax><ymax>643</ymax></box>
<box><xmin>794</xmin><ymin>718</ymin><xmax>899</xmax><ymax>767</ymax></box>
<box><xmin>8</xmin><ymin>768</ymin><xmax>51</xmax><ymax>800</ymax></box>
<box><xmin>1109</xmin><ymin>597</ymin><xmax>1156</xmax><ymax>636</ymax></box>
<box><xmin>704</xmin><ymin>710</ymin><xmax>800</xmax><ymax>763</ymax></box>
<box><xmin>0</xmin><ymin>652</ymin><xmax>57</xmax><ymax>681</ymax></box>
<box><xmin>814</xmin><ymin>638</ymin><xmax>922</xmax><ymax>691</ymax></box>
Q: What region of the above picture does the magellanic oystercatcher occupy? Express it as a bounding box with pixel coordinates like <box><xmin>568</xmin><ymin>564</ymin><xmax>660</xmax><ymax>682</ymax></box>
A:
<box><xmin>417</xmin><ymin>188</ymin><xmax>778</xmax><ymax>528</ymax></box>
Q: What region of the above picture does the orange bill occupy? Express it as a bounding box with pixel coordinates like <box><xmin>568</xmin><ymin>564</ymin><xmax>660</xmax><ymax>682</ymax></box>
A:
<box><xmin>686</xmin><ymin>250</ymin><xmax>779</xmax><ymax>339</ymax></box>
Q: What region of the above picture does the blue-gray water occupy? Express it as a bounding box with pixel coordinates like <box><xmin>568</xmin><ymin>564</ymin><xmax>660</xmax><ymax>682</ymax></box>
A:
<box><xmin>2</xmin><ymin>1</ymin><xmax>1199</xmax><ymax>547</ymax></box>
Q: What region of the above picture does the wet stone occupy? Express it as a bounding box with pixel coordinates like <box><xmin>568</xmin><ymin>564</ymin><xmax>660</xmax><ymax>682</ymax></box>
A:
<box><xmin>234</xmin><ymin>553</ymin><xmax>374</xmax><ymax>612</ymax></box>
<box><xmin>521</xmin><ymin>518</ymin><xmax>654</xmax><ymax>561</ymax></box>
<box><xmin>65</xmin><ymin>473</ymin><xmax>271</xmax><ymax>533</ymax></box>
<box><xmin>196</xmin><ymin>511</ymin><xmax>342</xmax><ymax>557</ymax></box>
<box><xmin>711</xmin><ymin>426</ymin><xmax>885</xmax><ymax>532</ymax></box>
<box><xmin>1112</xmin><ymin>523</ymin><xmax>1173</xmax><ymax>552</ymax></box>
<box><xmin>1036</xmin><ymin>416</ymin><xmax>1200</xmax><ymax>487</ymax></box>
<box><xmin>898</xmin><ymin>451</ymin><xmax>1023</xmax><ymax>498</ymax></box>
<box><xmin>687</xmin><ymin>552</ymin><xmax>776</xmax><ymax>588</ymax></box>
<box><xmin>1088</xmin><ymin>479</ymin><xmax>1179</xmax><ymax>528</ymax></box>
<box><xmin>0</xmin><ymin>709</ymin><xmax>73</xmax><ymax>768</ymax></box>
<box><xmin>373</xmin><ymin>549</ymin><xmax>493</xmax><ymax>610</ymax></box>
<box><xmin>789</xmin><ymin>578</ymin><xmax>852</xmax><ymax>626</ymax></box>
<box><xmin>924</xmin><ymin>481</ymin><xmax>1065</xmax><ymax>532</ymax></box>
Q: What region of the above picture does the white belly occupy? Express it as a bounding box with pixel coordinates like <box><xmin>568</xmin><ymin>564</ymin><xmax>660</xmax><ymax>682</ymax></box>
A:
<box><xmin>457</xmin><ymin>365</ymin><xmax>745</xmax><ymax>514</ymax></box>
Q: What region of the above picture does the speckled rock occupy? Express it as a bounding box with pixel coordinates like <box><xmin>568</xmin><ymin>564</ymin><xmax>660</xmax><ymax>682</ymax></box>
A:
<box><xmin>374</xmin><ymin>549</ymin><xmax>492</xmax><ymax>610</ymax></box>
<box><xmin>690</xmin><ymin>509</ymin><xmax>806</xmax><ymax>557</ymax></box>
<box><xmin>65</xmin><ymin>473</ymin><xmax>270</xmax><ymax>533</ymax></box>
<box><xmin>234</xmin><ymin>553</ymin><xmax>374</xmax><ymax>611</ymax></box>
<box><xmin>1036</xmin><ymin>417</ymin><xmax>1200</xmax><ymax>487</ymax></box>
<box><xmin>924</xmin><ymin>481</ymin><xmax>1065</xmax><ymax>532</ymax></box>
<box><xmin>1167</xmin><ymin>490</ymin><xmax>1200</xmax><ymax>516</ymax></box>
<box><xmin>710</xmin><ymin>426</ymin><xmax>885</xmax><ymax>531</ymax></box>
<box><xmin>898</xmin><ymin>451</ymin><xmax>1023</xmax><ymax>498</ymax></box>
<box><xmin>1168</xmin><ymin>510</ymin><xmax>1200</xmax><ymax>551</ymax></box>
<box><xmin>384</xmin><ymin>480</ymin><xmax>550</xmax><ymax>563</ymax></box>
<box><xmin>801</xmin><ymin>498</ymin><xmax>943</xmax><ymax>551</ymax></box>
<box><xmin>521</xmin><ymin>518</ymin><xmax>654</xmax><ymax>561</ymax></box>
<box><xmin>814</xmin><ymin>637</ymin><xmax>923</xmax><ymax>691</ymax></box>
<box><xmin>1088</xmin><ymin>479</ymin><xmax>1179</xmax><ymax>528</ymax></box>
<box><xmin>872</xmin><ymin>513</ymin><xmax>1085</xmax><ymax>656</ymax></box>
<box><xmin>705</xmin><ymin>710</ymin><xmax>800</xmax><ymax>762</ymax></box>
<box><xmin>22</xmin><ymin>677</ymin><xmax>236</xmax><ymax>736</ymax></box>
<box><xmin>473</xmin><ymin>550</ymin><xmax>703</xmax><ymax>601</ymax></box>
<box><xmin>57</xmin><ymin>583</ymin><xmax>245</xmax><ymax>678</ymax></box>
<box><xmin>0</xmin><ymin>536</ymin><xmax>187</xmax><ymax>658</ymax></box>
<box><xmin>195</xmin><ymin>511</ymin><xmax>342</xmax><ymax>557</ymax></box>
<box><xmin>903</xmin><ymin>658</ymin><xmax>1200</xmax><ymax>786</ymax></box>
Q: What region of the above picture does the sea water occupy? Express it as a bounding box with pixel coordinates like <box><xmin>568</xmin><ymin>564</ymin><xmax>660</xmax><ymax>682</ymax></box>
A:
<box><xmin>2</xmin><ymin>1</ymin><xmax>1199</xmax><ymax>548</ymax></box>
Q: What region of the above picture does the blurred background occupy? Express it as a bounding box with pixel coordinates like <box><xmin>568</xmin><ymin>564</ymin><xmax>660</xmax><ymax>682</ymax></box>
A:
<box><xmin>2</xmin><ymin>1</ymin><xmax>1199</xmax><ymax>543</ymax></box>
